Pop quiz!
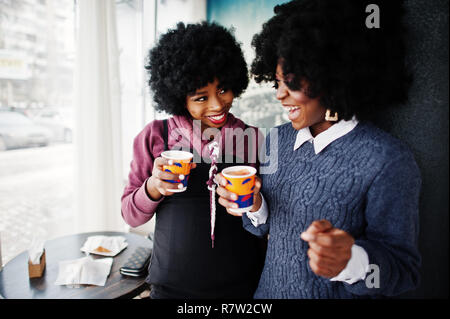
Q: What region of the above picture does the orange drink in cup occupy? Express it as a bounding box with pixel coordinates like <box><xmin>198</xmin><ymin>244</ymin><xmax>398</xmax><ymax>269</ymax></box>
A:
<box><xmin>161</xmin><ymin>150</ymin><xmax>194</xmax><ymax>192</ymax></box>
<box><xmin>221</xmin><ymin>166</ymin><xmax>257</xmax><ymax>213</ymax></box>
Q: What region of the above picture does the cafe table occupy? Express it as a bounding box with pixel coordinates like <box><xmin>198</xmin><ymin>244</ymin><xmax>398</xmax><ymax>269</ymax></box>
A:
<box><xmin>0</xmin><ymin>231</ymin><xmax>152</xmax><ymax>299</ymax></box>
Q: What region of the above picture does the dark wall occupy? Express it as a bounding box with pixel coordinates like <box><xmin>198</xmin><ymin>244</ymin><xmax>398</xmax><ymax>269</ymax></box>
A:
<box><xmin>372</xmin><ymin>0</ymin><xmax>449</xmax><ymax>298</ymax></box>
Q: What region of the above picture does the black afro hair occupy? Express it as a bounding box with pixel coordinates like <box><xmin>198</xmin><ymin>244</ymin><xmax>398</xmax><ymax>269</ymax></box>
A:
<box><xmin>251</xmin><ymin>0</ymin><xmax>411</xmax><ymax>121</ymax></box>
<box><xmin>145</xmin><ymin>21</ymin><xmax>249</xmax><ymax>116</ymax></box>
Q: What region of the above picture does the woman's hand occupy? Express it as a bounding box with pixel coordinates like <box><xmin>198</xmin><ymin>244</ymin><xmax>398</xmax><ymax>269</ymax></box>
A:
<box><xmin>215</xmin><ymin>173</ymin><xmax>262</xmax><ymax>216</ymax></box>
<box><xmin>300</xmin><ymin>220</ymin><xmax>354</xmax><ymax>278</ymax></box>
<box><xmin>146</xmin><ymin>157</ymin><xmax>197</xmax><ymax>200</ymax></box>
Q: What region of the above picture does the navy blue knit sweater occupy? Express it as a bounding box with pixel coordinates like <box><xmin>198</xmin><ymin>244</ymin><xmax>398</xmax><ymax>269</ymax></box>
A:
<box><xmin>243</xmin><ymin>122</ymin><xmax>421</xmax><ymax>298</ymax></box>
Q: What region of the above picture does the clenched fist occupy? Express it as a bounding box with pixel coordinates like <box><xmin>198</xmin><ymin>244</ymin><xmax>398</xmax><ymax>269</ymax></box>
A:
<box><xmin>301</xmin><ymin>219</ymin><xmax>354</xmax><ymax>278</ymax></box>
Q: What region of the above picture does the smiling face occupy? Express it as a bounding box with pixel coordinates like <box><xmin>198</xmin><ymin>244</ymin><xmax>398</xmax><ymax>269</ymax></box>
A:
<box><xmin>275</xmin><ymin>64</ymin><xmax>332</xmax><ymax>136</ymax></box>
<box><xmin>186</xmin><ymin>78</ymin><xmax>234</xmax><ymax>132</ymax></box>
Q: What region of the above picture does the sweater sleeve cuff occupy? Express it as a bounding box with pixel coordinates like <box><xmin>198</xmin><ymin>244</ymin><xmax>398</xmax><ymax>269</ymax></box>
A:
<box><xmin>330</xmin><ymin>244</ymin><xmax>370</xmax><ymax>284</ymax></box>
<box><xmin>245</xmin><ymin>193</ymin><xmax>268</xmax><ymax>227</ymax></box>
<box><xmin>134</xmin><ymin>178</ymin><xmax>164</xmax><ymax>213</ymax></box>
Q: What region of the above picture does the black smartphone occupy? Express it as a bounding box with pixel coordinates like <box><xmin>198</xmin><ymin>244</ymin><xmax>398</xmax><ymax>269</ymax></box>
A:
<box><xmin>120</xmin><ymin>246</ymin><xmax>152</xmax><ymax>277</ymax></box>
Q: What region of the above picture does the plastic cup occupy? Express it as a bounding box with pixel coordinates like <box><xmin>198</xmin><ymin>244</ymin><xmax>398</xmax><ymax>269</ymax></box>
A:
<box><xmin>161</xmin><ymin>150</ymin><xmax>194</xmax><ymax>192</ymax></box>
<box><xmin>221</xmin><ymin>165</ymin><xmax>257</xmax><ymax>213</ymax></box>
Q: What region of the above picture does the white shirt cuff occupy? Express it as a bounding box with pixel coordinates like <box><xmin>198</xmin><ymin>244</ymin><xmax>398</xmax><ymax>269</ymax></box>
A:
<box><xmin>245</xmin><ymin>193</ymin><xmax>268</xmax><ymax>227</ymax></box>
<box><xmin>330</xmin><ymin>244</ymin><xmax>370</xmax><ymax>284</ymax></box>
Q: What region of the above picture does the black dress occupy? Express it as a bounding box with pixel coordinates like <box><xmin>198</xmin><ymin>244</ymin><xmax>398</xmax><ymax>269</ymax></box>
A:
<box><xmin>147</xmin><ymin>120</ymin><xmax>266</xmax><ymax>299</ymax></box>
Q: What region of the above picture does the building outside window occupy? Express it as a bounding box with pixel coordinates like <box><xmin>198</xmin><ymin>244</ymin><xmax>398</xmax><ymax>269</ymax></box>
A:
<box><xmin>0</xmin><ymin>0</ymin><xmax>77</xmax><ymax>265</ymax></box>
<box><xmin>0</xmin><ymin>0</ymin><xmax>77</xmax><ymax>264</ymax></box>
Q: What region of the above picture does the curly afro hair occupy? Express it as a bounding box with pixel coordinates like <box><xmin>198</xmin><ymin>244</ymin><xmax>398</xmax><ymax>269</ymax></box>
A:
<box><xmin>251</xmin><ymin>0</ymin><xmax>411</xmax><ymax>121</ymax></box>
<box><xmin>145</xmin><ymin>22</ymin><xmax>249</xmax><ymax>116</ymax></box>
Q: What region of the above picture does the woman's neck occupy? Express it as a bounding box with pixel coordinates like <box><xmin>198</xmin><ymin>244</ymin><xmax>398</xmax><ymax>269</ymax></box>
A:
<box><xmin>310</xmin><ymin>121</ymin><xmax>335</xmax><ymax>137</ymax></box>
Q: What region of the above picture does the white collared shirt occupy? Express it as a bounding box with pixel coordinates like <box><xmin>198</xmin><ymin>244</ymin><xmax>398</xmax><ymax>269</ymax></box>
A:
<box><xmin>293</xmin><ymin>116</ymin><xmax>358</xmax><ymax>153</ymax></box>
<box><xmin>246</xmin><ymin>117</ymin><xmax>370</xmax><ymax>284</ymax></box>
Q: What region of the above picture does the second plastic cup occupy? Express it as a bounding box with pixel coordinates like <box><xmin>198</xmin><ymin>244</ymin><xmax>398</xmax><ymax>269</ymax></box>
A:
<box><xmin>221</xmin><ymin>165</ymin><xmax>257</xmax><ymax>213</ymax></box>
<box><xmin>161</xmin><ymin>150</ymin><xmax>194</xmax><ymax>192</ymax></box>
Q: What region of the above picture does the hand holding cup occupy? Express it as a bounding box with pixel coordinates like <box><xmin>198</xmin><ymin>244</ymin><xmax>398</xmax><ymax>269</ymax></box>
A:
<box><xmin>147</xmin><ymin>151</ymin><xmax>196</xmax><ymax>200</ymax></box>
<box><xmin>216</xmin><ymin>166</ymin><xmax>262</xmax><ymax>216</ymax></box>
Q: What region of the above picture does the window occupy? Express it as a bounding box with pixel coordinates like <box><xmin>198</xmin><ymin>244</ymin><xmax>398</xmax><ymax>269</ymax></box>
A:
<box><xmin>0</xmin><ymin>0</ymin><xmax>76</xmax><ymax>265</ymax></box>
<box><xmin>207</xmin><ymin>0</ymin><xmax>291</xmax><ymax>131</ymax></box>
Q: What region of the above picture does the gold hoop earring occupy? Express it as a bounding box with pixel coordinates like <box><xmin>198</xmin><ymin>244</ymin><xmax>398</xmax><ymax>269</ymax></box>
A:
<box><xmin>325</xmin><ymin>109</ymin><xmax>338</xmax><ymax>122</ymax></box>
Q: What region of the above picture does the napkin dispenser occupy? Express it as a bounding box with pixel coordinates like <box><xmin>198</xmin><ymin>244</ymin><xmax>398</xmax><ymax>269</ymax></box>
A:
<box><xmin>28</xmin><ymin>250</ymin><xmax>46</xmax><ymax>278</ymax></box>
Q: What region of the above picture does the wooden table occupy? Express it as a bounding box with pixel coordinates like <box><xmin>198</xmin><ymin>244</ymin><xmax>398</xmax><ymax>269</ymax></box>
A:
<box><xmin>0</xmin><ymin>231</ymin><xmax>152</xmax><ymax>299</ymax></box>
